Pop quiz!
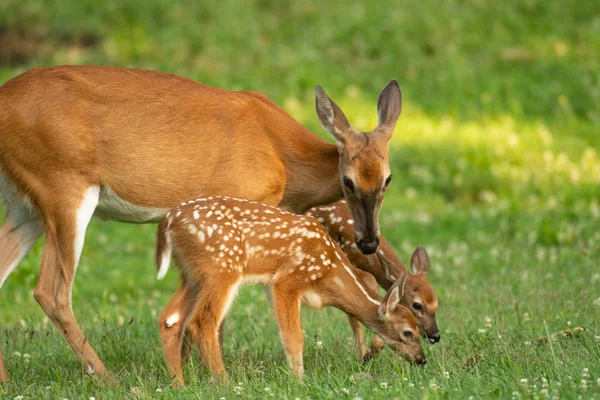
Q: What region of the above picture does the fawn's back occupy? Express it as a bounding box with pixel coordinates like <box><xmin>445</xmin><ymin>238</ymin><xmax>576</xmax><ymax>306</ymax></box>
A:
<box><xmin>157</xmin><ymin>196</ymin><xmax>349</xmax><ymax>288</ymax></box>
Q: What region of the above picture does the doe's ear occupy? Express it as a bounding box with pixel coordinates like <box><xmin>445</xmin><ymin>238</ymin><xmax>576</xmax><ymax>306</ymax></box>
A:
<box><xmin>377</xmin><ymin>79</ymin><xmax>402</xmax><ymax>131</ymax></box>
<box><xmin>315</xmin><ymin>85</ymin><xmax>352</xmax><ymax>142</ymax></box>
<box><xmin>410</xmin><ymin>245</ymin><xmax>430</xmax><ymax>277</ymax></box>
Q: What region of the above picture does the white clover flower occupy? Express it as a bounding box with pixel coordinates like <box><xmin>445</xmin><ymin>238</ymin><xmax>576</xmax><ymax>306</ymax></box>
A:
<box><xmin>264</xmin><ymin>387</ymin><xmax>271</xmax><ymax>392</ymax></box>
<box><xmin>233</xmin><ymin>386</ymin><xmax>243</xmax><ymax>394</ymax></box>
<box><xmin>342</xmin><ymin>388</ymin><xmax>350</xmax><ymax>394</ymax></box>
<box><xmin>45</xmin><ymin>386</ymin><xmax>51</xmax><ymax>390</ymax></box>
<box><xmin>478</xmin><ymin>328</ymin><xmax>486</xmax><ymax>334</ymax></box>
<box><xmin>408</xmin><ymin>383</ymin><xmax>415</xmax><ymax>388</ymax></box>
<box><xmin>596</xmin><ymin>377</ymin><xmax>600</xmax><ymax>387</ymax></box>
<box><xmin>155</xmin><ymin>388</ymin><xmax>162</xmax><ymax>392</ymax></box>
<box><xmin>316</xmin><ymin>340</ymin><xmax>323</xmax><ymax>349</ymax></box>
<box><xmin>525</xmin><ymin>341</ymin><xmax>532</xmax><ymax>346</ymax></box>
<box><xmin>12</xmin><ymin>351</ymin><xmax>21</xmax><ymax>357</ymax></box>
<box><xmin>379</xmin><ymin>382</ymin><xmax>388</xmax><ymax>389</ymax></box>
<box><xmin>443</xmin><ymin>371</ymin><xmax>450</xmax><ymax>379</ymax></box>
<box><xmin>90</xmin><ymin>397</ymin><xmax>96</xmax><ymax>400</ymax></box>
<box><xmin>349</xmin><ymin>375</ymin><xmax>356</xmax><ymax>384</ymax></box>
<box><xmin>523</xmin><ymin>312</ymin><xmax>530</xmax><ymax>322</ymax></box>
<box><xmin>594</xmin><ymin>297</ymin><xmax>600</xmax><ymax>306</ymax></box>
<box><xmin>520</xmin><ymin>378</ymin><xmax>528</xmax><ymax>385</ymax></box>
<box><xmin>14</xmin><ymin>396</ymin><xmax>24</xmax><ymax>400</ymax></box>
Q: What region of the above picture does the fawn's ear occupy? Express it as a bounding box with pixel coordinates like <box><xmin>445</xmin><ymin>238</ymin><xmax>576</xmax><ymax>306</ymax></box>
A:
<box><xmin>410</xmin><ymin>245</ymin><xmax>430</xmax><ymax>277</ymax></box>
<box><xmin>378</xmin><ymin>271</ymin><xmax>407</xmax><ymax>318</ymax></box>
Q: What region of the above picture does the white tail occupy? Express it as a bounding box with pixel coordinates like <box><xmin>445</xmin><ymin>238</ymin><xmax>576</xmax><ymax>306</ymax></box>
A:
<box><xmin>156</xmin><ymin>212</ymin><xmax>174</xmax><ymax>280</ymax></box>
<box><xmin>156</xmin><ymin>196</ymin><xmax>424</xmax><ymax>386</ymax></box>
<box><xmin>0</xmin><ymin>66</ymin><xmax>401</xmax><ymax>381</ymax></box>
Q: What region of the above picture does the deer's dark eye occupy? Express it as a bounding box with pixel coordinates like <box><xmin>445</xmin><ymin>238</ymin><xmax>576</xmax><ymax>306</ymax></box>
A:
<box><xmin>413</xmin><ymin>303</ymin><xmax>423</xmax><ymax>310</ymax></box>
<box><xmin>403</xmin><ymin>330</ymin><xmax>413</xmax><ymax>338</ymax></box>
<box><xmin>384</xmin><ymin>175</ymin><xmax>392</xmax><ymax>189</ymax></box>
<box><xmin>343</xmin><ymin>176</ymin><xmax>354</xmax><ymax>193</ymax></box>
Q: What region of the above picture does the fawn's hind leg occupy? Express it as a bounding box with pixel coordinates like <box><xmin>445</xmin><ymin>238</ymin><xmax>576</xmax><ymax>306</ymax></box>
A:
<box><xmin>186</xmin><ymin>275</ymin><xmax>241</xmax><ymax>381</ymax></box>
<box><xmin>159</xmin><ymin>283</ymin><xmax>201</xmax><ymax>387</ymax></box>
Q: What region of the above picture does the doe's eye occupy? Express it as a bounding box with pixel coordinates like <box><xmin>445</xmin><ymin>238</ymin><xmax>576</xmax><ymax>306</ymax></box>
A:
<box><xmin>384</xmin><ymin>175</ymin><xmax>392</xmax><ymax>189</ymax></box>
<box><xmin>343</xmin><ymin>176</ymin><xmax>354</xmax><ymax>193</ymax></box>
<box><xmin>413</xmin><ymin>303</ymin><xmax>423</xmax><ymax>310</ymax></box>
<box><xmin>403</xmin><ymin>330</ymin><xmax>413</xmax><ymax>338</ymax></box>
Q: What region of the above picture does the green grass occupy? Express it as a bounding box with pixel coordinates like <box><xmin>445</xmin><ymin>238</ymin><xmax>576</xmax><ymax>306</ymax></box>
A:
<box><xmin>1</xmin><ymin>0</ymin><xmax>600</xmax><ymax>399</ymax></box>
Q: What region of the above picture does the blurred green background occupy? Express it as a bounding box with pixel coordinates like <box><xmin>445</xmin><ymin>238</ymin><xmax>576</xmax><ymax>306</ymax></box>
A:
<box><xmin>1</xmin><ymin>1</ymin><xmax>599</xmax><ymax>399</ymax></box>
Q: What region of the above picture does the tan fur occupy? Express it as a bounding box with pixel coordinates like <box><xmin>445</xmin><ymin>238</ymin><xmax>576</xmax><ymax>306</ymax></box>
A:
<box><xmin>156</xmin><ymin>197</ymin><xmax>423</xmax><ymax>385</ymax></box>
<box><xmin>306</xmin><ymin>200</ymin><xmax>441</xmax><ymax>357</ymax></box>
<box><xmin>0</xmin><ymin>67</ymin><xmax>402</xmax><ymax>380</ymax></box>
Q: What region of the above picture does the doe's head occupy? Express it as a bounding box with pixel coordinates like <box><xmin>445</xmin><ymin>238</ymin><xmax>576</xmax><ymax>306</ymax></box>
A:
<box><xmin>315</xmin><ymin>80</ymin><xmax>401</xmax><ymax>255</ymax></box>
<box><xmin>376</xmin><ymin>273</ymin><xmax>426</xmax><ymax>366</ymax></box>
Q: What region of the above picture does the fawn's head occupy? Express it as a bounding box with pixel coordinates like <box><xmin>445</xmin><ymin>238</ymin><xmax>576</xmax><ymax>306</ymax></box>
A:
<box><xmin>401</xmin><ymin>246</ymin><xmax>440</xmax><ymax>343</ymax></box>
<box><xmin>315</xmin><ymin>80</ymin><xmax>401</xmax><ymax>255</ymax></box>
<box><xmin>376</xmin><ymin>274</ymin><xmax>426</xmax><ymax>365</ymax></box>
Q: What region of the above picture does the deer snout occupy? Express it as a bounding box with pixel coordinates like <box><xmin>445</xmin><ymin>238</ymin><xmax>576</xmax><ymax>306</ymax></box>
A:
<box><xmin>356</xmin><ymin>236</ymin><xmax>379</xmax><ymax>255</ymax></box>
<box><xmin>427</xmin><ymin>331</ymin><xmax>441</xmax><ymax>344</ymax></box>
<box><xmin>415</xmin><ymin>356</ymin><xmax>427</xmax><ymax>366</ymax></box>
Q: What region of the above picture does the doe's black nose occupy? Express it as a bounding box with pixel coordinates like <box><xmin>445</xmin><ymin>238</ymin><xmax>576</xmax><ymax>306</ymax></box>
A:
<box><xmin>357</xmin><ymin>237</ymin><xmax>379</xmax><ymax>254</ymax></box>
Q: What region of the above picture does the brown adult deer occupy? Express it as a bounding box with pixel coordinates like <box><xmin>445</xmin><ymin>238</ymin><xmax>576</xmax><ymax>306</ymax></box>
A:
<box><xmin>306</xmin><ymin>200</ymin><xmax>440</xmax><ymax>360</ymax></box>
<box><xmin>0</xmin><ymin>66</ymin><xmax>402</xmax><ymax>381</ymax></box>
<box><xmin>156</xmin><ymin>196</ymin><xmax>424</xmax><ymax>385</ymax></box>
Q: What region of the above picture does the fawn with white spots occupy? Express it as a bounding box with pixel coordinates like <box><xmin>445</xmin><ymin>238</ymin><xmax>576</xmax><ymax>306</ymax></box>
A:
<box><xmin>306</xmin><ymin>200</ymin><xmax>440</xmax><ymax>360</ymax></box>
<box><xmin>156</xmin><ymin>197</ymin><xmax>424</xmax><ymax>385</ymax></box>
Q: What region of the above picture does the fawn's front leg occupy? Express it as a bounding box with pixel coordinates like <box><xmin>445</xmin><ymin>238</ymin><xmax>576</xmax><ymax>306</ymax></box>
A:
<box><xmin>348</xmin><ymin>315</ymin><xmax>369</xmax><ymax>361</ymax></box>
<box><xmin>271</xmin><ymin>285</ymin><xmax>304</xmax><ymax>379</ymax></box>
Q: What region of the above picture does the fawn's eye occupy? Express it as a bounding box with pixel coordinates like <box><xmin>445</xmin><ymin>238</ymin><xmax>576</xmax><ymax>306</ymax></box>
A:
<box><xmin>413</xmin><ymin>303</ymin><xmax>423</xmax><ymax>310</ymax></box>
<box><xmin>403</xmin><ymin>330</ymin><xmax>413</xmax><ymax>338</ymax></box>
<box><xmin>384</xmin><ymin>175</ymin><xmax>392</xmax><ymax>189</ymax></box>
<box><xmin>343</xmin><ymin>176</ymin><xmax>354</xmax><ymax>193</ymax></box>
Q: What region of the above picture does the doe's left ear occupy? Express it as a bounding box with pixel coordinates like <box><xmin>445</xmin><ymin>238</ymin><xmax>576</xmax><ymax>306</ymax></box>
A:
<box><xmin>377</xmin><ymin>79</ymin><xmax>402</xmax><ymax>131</ymax></box>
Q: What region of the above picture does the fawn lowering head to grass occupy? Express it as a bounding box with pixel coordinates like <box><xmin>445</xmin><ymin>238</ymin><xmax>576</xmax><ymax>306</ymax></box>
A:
<box><xmin>306</xmin><ymin>200</ymin><xmax>440</xmax><ymax>359</ymax></box>
<box><xmin>156</xmin><ymin>196</ymin><xmax>424</xmax><ymax>385</ymax></box>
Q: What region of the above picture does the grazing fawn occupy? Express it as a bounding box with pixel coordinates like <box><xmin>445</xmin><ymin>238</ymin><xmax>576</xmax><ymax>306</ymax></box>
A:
<box><xmin>156</xmin><ymin>197</ymin><xmax>425</xmax><ymax>385</ymax></box>
<box><xmin>306</xmin><ymin>200</ymin><xmax>440</xmax><ymax>360</ymax></box>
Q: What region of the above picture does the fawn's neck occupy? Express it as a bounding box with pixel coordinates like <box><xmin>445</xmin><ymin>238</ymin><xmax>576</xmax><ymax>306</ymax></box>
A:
<box><xmin>330</xmin><ymin>264</ymin><xmax>386</xmax><ymax>333</ymax></box>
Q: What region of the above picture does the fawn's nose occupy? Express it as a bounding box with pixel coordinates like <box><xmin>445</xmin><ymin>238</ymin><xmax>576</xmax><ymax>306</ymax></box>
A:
<box><xmin>429</xmin><ymin>331</ymin><xmax>441</xmax><ymax>344</ymax></box>
<box><xmin>357</xmin><ymin>237</ymin><xmax>379</xmax><ymax>255</ymax></box>
<box><xmin>415</xmin><ymin>356</ymin><xmax>427</xmax><ymax>366</ymax></box>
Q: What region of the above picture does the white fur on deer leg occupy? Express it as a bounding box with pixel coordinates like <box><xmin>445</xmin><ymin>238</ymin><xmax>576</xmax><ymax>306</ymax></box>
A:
<box><xmin>71</xmin><ymin>187</ymin><xmax>100</xmax><ymax>302</ymax></box>
<box><xmin>165</xmin><ymin>313</ymin><xmax>180</xmax><ymax>328</ymax></box>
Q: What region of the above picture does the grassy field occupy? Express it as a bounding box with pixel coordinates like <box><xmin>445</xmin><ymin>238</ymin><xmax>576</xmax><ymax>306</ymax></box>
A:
<box><xmin>1</xmin><ymin>0</ymin><xmax>600</xmax><ymax>399</ymax></box>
